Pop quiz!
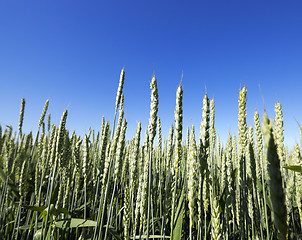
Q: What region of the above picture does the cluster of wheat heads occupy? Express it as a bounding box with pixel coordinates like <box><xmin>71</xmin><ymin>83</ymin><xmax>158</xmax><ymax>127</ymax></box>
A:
<box><xmin>0</xmin><ymin>68</ymin><xmax>301</xmax><ymax>239</ymax></box>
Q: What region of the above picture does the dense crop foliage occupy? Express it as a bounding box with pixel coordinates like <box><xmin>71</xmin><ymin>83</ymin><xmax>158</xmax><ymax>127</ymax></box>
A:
<box><xmin>0</xmin><ymin>69</ymin><xmax>302</xmax><ymax>239</ymax></box>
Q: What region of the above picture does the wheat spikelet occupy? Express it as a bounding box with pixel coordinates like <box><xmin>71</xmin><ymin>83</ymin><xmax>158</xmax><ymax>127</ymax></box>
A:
<box><xmin>148</xmin><ymin>75</ymin><xmax>159</xmax><ymax>148</ymax></box>
<box><xmin>167</xmin><ymin>125</ymin><xmax>174</xmax><ymax>171</ymax></box>
<box><xmin>173</xmin><ymin>83</ymin><xmax>183</xmax><ymax>177</ymax></box>
<box><xmin>199</xmin><ymin>92</ymin><xmax>210</xmax><ymax>173</ymax></box>
<box><xmin>187</xmin><ymin>125</ymin><xmax>198</xmax><ymax>230</ymax></box>
<box><xmin>123</xmin><ymin>185</ymin><xmax>130</xmax><ymax>240</ymax></box>
<box><xmin>114</xmin><ymin>119</ymin><xmax>127</xmax><ymax>182</ymax></box>
<box><xmin>38</xmin><ymin>99</ymin><xmax>49</xmax><ymax>129</ymax></box>
<box><xmin>139</xmin><ymin>130</ymin><xmax>149</xmax><ymax>233</ymax></box>
<box><xmin>129</xmin><ymin>122</ymin><xmax>141</xmax><ymax>196</ymax></box>
<box><xmin>211</xmin><ymin>192</ymin><xmax>222</xmax><ymax>240</ymax></box>
<box><xmin>19</xmin><ymin>98</ymin><xmax>25</xmax><ymax>135</ymax></box>
<box><xmin>254</xmin><ymin>110</ymin><xmax>264</xmax><ymax>184</ymax></box>
<box><xmin>210</xmin><ymin>98</ymin><xmax>216</xmax><ymax>153</ymax></box>
<box><xmin>238</xmin><ymin>87</ymin><xmax>248</xmax><ymax>156</ymax></box>
<box><xmin>115</xmin><ymin>68</ymin><xmax>125</xmax><ymax>114</ymax></box>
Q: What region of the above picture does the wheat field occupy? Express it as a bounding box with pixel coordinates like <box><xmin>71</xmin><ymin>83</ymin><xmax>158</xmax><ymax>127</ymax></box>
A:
<box><xmin>0</xmin><ymin>69</ymin><xmax>301</xmax><ymax>239</ymax></box>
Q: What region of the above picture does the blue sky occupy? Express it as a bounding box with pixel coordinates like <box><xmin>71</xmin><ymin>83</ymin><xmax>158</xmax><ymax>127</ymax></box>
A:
<box><xmin>1</xmin><ymin>0</ymin><xmax>302</xmax><ymax>148</ymax></box>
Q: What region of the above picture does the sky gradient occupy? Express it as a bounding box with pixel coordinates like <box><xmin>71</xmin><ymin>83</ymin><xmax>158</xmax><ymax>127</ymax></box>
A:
<box><xmin>1</xmin><ymin>0</ymin><xmax>302</xmax><ymax>148</ymax></box>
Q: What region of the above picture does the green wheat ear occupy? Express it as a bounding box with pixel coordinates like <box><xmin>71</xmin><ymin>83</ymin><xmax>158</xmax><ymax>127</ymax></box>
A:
<box><xmin>238</xmin><ymin>86</ymin><xmax>248</xmax><ymax>156</ymax></box>
<box><xmin>254</xmin><ymin>110</ymin><xmax>264</xmax><ymax>183</ymax></box>
<box><xmin>187</xmin><ymin>125</ymin><xmax>197</xmax><ymax>229</ymax></box>
<box><xmin>115</xmin><ymin>67</ymin><xmax>125</xmax><ymax>113</ymax></box>
<box><xmin>173</xmin><ymin>82</ymin><xmax>183</xmax><ymax>177</ymax></box>
<box><xmin>274</xmin><ymin>101</ymin><xmax>285</xmax><ymax>165</ymax></box>
<box><xmin>39</xmin><ymin>99</ymin><xmax>49</xmax><ymax>129</ymax></box>
<box><xmin>148</xmin><ymin>75</ymin><xmax>159</xmax><ymax>148</ymax></box>
<box><xmin>19</xmin><ymin>98</ymin><xmax>25</xmax><ymax>135</ymax></box>
<box><xmin>171</xmin><ymin>82</ymin><xmax>183</xmax><ymax>240</ymax></box>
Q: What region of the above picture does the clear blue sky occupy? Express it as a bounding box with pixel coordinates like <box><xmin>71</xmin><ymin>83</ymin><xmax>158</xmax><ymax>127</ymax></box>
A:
<box><xmin>1</xmin><ymin>0</ymin><xmax>302</xmax><ymax>148</ymax></box>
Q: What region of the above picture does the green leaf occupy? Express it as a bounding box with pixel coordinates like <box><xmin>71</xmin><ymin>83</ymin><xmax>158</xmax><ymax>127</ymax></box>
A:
<box><xmin>59</xmin><ymin>207</ymin><xmax>70</xmax><ymax>216</ymax></box>
<box><xmin>22</xmin><ymin>205</ymin><xmax>46</xmax><ymax>213</ymax></box>
<box><xmin>39</xmin><ymin>204</ymin><xmax>58</xmax><ymax>222</ymax></box>
<box><xmin>74</xmin><ymin>201</ymin><xmax>92</xmax><ymax>211</ymax></box>
<box><xmin>55</xmin><ymin>218</ymin><xmax>97</xmax><ymax>229</ymax></box>
<box><xmin>283</xmin><ymin>165</ymin><xmax>302</xmax><ymax>173</ymax></box>
<box><xmin>19</xmin><ymin>222</ymin><xmax>42</xmax><ymax>230</ymax></box>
